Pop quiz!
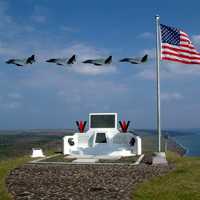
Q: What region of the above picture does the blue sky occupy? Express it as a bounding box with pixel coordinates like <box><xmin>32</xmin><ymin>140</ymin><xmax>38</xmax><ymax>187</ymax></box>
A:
<box><xmin>0</xmin><ymin>0</ymin><xmax>200</xmax><ymax>129</ymax></box>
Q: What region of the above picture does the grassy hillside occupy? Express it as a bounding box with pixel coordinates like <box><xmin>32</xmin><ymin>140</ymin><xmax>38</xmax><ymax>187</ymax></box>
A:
<box><xmin>0</xmin><ymin>134</ymin><xmax>63</xmax><ymax>160</ymax></box>
<box><xmin>133</xmin><ymin>152</ymin><xmax>200</xmax><ymax>200</ymax></box>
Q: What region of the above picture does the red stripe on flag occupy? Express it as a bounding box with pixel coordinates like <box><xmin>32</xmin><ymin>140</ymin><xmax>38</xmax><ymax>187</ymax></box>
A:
<box><xmin>179</xmin><ymin>44</ymin><xmax>196</xmax><ymax>50</ymax></box>
<box><xmin>162</xmin><ymin>45</ymin><xmax>200</xmax><ymax>55</ymax></box>
<box><xmin>180</xmin><ymin>38</ymin><xmax>191</xmax><ymax>43</ymax></box>
<box><xmin>161</xmin><ymin>51</ymin><xmax>200</xmax><ymax>60</ymax></box>
<box><xmin>180</xmin><ymin>32</ymin><xmax>188</xmax><ymax>37</ymax></box>
<box><xmin>162</xmin><ymin>56</ymin><xmax>200</xmax><ymax>64</ymax></box>
<box><xmin>162</xmin><ymin>43</ymin><xmax>196</xmax><ymax>51</ymax></box>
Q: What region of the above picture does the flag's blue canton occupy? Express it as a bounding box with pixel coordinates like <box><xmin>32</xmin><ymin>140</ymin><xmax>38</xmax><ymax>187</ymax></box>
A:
<box><xmin>160</xmin><ymin>24</ymin><xmax>180</xmax><ymax>46</ymax></box>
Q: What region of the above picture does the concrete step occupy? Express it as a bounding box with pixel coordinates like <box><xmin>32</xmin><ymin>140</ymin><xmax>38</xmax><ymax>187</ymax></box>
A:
<box><xmin>72</xmin><ymin>158</ymin><xmax>99</xmax><ymax>163</ymax></box>
<box><xmin>152</xmin><ymin>152</ymin><xmax>168</xmax><ymax>165</ymax></box>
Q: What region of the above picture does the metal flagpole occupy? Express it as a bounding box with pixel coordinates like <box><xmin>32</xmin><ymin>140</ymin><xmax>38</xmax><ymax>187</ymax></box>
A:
<box><xmin>155</xmin><ymin>15</ymin><xmax>161</xmax><ymax>152</ymax></box>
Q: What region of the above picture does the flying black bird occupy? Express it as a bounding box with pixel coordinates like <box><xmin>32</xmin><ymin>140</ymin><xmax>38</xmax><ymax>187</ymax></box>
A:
<box><xmin>82</xmin><ymin>56</ymin><xmax>112</xmax><ymax>66</ymax></box>
<box><xmin>120</xmin><ymin>54</ymin><xmax>148</xmax><ymax>64</ymax></box>
<box><xmin>6</xmin><ymin>55</ymin><xmax>36</xmax><ymax>66</ymax></box>
<box><xmin>46</xmin><ymin>54</ymin><xmax>76</xmax><ymax>66</ymax></box>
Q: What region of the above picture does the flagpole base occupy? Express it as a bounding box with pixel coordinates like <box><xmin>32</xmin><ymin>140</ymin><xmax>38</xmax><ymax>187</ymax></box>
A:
<box><xmin>152</xmin><ymin>152</ymin><xmax>168</xmax><ymax>165</ymax></box>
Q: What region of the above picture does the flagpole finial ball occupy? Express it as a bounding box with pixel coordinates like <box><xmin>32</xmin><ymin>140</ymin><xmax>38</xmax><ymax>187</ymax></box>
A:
<box><xmin>155</xmin><ymin>15</ymin><xmax>160</xmax><ymax>19</ymax></box>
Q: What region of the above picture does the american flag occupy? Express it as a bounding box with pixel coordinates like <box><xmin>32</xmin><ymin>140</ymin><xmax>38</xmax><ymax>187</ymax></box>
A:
<box><xmin>160</xmin><ymin>24</ymin><xmax>200</xmax><ymax>64</ymax></box>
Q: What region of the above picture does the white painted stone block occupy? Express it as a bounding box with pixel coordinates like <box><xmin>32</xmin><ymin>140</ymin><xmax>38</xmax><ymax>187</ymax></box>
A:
<box><xmin>31</xmin><ymin>148</ymin><xmax>45</xmax><ymax>158</ymax></box>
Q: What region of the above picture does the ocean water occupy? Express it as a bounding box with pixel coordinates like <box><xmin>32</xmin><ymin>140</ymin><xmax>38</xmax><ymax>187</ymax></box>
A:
<box><xmin>173</xmin><ymin>134</ymin><xmax>200</xmax><ymax>156</ymax></box>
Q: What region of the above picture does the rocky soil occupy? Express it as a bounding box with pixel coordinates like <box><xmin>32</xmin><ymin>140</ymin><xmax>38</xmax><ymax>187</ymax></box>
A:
<box><xmin>6</xmin><ymin>160</ymin><xmax>174</xmax><ymax>200</ymax></box>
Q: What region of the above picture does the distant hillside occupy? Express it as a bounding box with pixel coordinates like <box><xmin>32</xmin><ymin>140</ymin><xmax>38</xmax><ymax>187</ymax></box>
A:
<box><xmin>0</xmin><ymin>129</ymin><xmax>75</xmax><ymax>135</ymax></box>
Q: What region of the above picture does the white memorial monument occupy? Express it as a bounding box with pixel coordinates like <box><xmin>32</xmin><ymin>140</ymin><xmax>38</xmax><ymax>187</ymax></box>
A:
<box><xmin>63</xmin><ymin>113</ymin><xmax>142</xmax><ymax>157</ymax></box>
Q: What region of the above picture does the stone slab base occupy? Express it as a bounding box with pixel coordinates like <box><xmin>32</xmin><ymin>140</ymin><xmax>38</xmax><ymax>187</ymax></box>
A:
<box><xmin>72</xmin><ymin>158</ymin><xmax>99</xmax><ymax>163</ymax></box>
<box><xmin>152</xmin><ymin>152</ymin><xmax>168</xmax><ymax>165</ymax></box>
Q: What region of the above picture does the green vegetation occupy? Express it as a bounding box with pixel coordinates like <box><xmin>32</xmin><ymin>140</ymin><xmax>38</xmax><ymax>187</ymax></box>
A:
<box><xmin>0</xmin><ymin>134</ymin><xmax>63</xmax><ymax>160</ymax></box>
<box><xmin>133</xmin><ymin>152</ymin><xmax>200</xmax><ymax>200</ymax></box>
<box><xmin>41</xmin><ymin>154</ymin><xmax>75</xmax><ymax>162</ymax></box>
<box><xmin>0</xmin><ymin>156</ymin><xmax>31</xmax><ymax>200</ymax></box>
<box><xmin>0</xmin><ymin>132</ymin><xmax>65</xmax><ymax>200</ymax></box>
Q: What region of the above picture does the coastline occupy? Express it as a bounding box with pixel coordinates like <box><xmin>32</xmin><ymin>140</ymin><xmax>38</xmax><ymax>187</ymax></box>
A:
<box><xmin>167</xmin><ymin>137</ymin><xmax>187</xmax><ymax>156</ymax></box>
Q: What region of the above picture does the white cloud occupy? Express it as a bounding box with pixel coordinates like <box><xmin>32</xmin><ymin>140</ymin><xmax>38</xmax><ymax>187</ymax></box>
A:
<box><xmin>8</xmin><ymin>93</ymin><xmax>23</xmax><ymax>99</ymax></box>
<box><xmin>31</xmin><ymin>4</ymin><xmax>48</xmax><ymax>24</ymax></box>
<box><xmin>192</xmin><ymin>34</ymin><xmax>200</xmax><ymax>47</ymax></box>
<box><xmin>0</xmin><ymin>19</ymin><xmax>116</xmax><ymax>75</ymax></box>
<box><xmin>137</xmin><ymin>58</ymin><xmax>200</xmax><ymax>80</ymax></box>
<box><xmin>0</xmin><ymin>1</ymin><xmax>33</xmax><ymax>57</ymax></box>
<box><xmin>0</xmin><ymin>1</ymin><xmax>21</xmax><ymax>39</ymax></box>
<box><xmin>0</xmin><ymin>1</ymin><xmax>13</xmax><ymax>25</ymax></box>
<box><xmin>161</xmin><ymin>92</ymin><xmax>183</xmax><ymax>101</ymax></box>
<box><xmin>0</xmin><ymin>0</ymin><xmax>200</xmax><ymax>129</ymax></box>
<box><xmin>138</xmin><ymin>32</ymin><xmax>153</xmax><ymax>39</ymax></box>
<box><xmin>23</xmin><ymin>25</ymin><xmax>36</xmax><ymax>32</ymax></box>
<box><xmin>0</xmin><ymin>92</ymin><xmax>22</xmax><ymax>110</ymax></box>
<box><xmin>0</xmin><ymin>2</ymin><xmax>115</xmax><ymax>76</ymax></box>
<box><xmin>57</xmin><ymin>90</ymin><xmax>81</xmax><ymax>104</ymax></box>
<box><xmin>0</xmin><ymin>44</ymin><xmax>19</xmax><ymax>56</ymax></box>
<box><xmin>137</xmin><ymin>69</ymin><xmax>156</xmax><ymax>80</ymax></box>
<box><xmin>60</xmin><ymin>26</ymin><xmax>78</xmax><ymax>33</ymax></box>
<box><xmin>5</xmin><ymin>102</ymin><xmax>21</xmax><ymax>109</ymax></box>
<box><xmin>0</xmin><ymin>101</ymin><xmax>21</xmax><ymax>110</ymax></box>
<box><xmin>73</xmin><ymin>64</ymin><xmax>116</xmax><ymax>75</ymax></box>
<box><xmin>32</xmin><ymin>15</ymin><xmax>46</xmax><ymax>23</ymax></box>
<box><xmin>142</xmin><ymin>48</ymin><xmax>155</xmax><ymax>59</ymax></box>
<box><xmin>162</xmin><ymin>62</ymin><xmax>200</xmax><ymax>76</ymax></box>
<box><xmin>55</xmin><ymin>79</ymin><xmax>129</xmax><ymax>110</ymax></box>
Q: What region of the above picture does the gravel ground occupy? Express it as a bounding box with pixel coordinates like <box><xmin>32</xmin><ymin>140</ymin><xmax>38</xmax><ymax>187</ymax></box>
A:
<box><xmin>6</xmin><ymin>159</ymin><xmax>174</xmax><ymax>200</ymax></box>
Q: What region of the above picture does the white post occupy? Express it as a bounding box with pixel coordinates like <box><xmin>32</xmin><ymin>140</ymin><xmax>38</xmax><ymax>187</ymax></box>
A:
<box><xmin>155</xmin><ymin>15</ymin><xmax>161</xmax><ymax>152</ymax></box>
